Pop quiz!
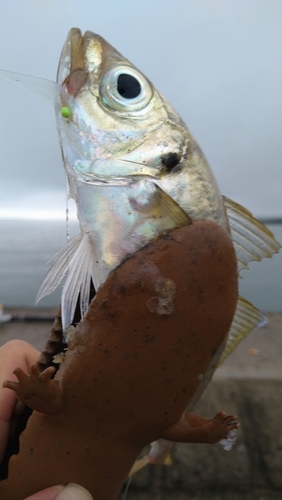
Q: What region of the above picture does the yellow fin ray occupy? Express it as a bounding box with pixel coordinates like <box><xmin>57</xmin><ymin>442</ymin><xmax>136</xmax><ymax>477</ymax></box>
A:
<box><xmin>219</xmin><ymin>296</ymin><xmax>266</xmax><ymax>365</ymax></box>
<box><xmin>128</xmin><ymin>439</ymin><xmax>173</xmax><ymax>477</ymax></box>
<box><xmin>128</xmin><ymin>455</ymin><xmax>150</xmax><ymax>477</ymax></box>
<box><xmin>224</xmin><ymin>197</ymin><xmax>281</xmax><ymax>273</ymax></box>
<box><xmin>150</xmin><ymin>185</ymin><xmax>192</xmax><ymax>227</ymax></box>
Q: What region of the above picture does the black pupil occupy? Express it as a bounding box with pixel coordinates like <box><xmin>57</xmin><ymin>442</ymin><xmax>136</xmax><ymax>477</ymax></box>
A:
<box><xmin>117</xmin><ymin>74</ymin><xmax>141</xmax><ymax>99</ymax></box>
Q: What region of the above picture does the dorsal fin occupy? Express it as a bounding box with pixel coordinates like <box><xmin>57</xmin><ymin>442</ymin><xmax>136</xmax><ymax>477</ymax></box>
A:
<box><xmin>219</xmin><ymin>296</ymin><xmax>266</xmax><ymax>365</ymax></box>
<box><xmin>224</xmin><ymin>196</ymin><xmax>281</xmax><ymax>273</ymax></box>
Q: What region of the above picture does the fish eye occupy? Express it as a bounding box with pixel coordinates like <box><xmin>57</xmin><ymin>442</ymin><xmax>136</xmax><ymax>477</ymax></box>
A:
<box><xmin>100</xmin><ymin>65</ymin><xmax>153</xmax><ymax>112</ymax></box>
<box><xmin>117</xmin><ymin>73</ymin><xmax>141</xmax><ymax>99</ymax></box>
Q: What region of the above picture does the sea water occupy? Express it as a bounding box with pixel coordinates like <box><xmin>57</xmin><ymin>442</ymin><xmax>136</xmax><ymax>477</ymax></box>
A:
<box><xmin>0</xmin><ymin>219</ymin><xmax>281</xmax><ymax>312</ymax></box>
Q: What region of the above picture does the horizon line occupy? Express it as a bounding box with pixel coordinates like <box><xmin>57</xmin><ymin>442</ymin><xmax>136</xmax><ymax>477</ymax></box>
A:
<box><xmin>0</xmin><ymin>214</ymin><xmax>281</xmax><ymax>224</ymax></box>
<box><xmin>0</xmin><ymin>209</ymin><xmax>78</xmax><ymax>222</ymax></box>
<box><xmin>0</xmin><ymin>214</ymin><xmax>78</xmax><ymax>222</ymax></box>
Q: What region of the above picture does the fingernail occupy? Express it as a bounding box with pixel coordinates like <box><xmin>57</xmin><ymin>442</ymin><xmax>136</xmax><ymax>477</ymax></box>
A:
<box><xmin>56</xmin><ymin>483</ymin><xmax>93</xmax><ymax>500</ymax></box>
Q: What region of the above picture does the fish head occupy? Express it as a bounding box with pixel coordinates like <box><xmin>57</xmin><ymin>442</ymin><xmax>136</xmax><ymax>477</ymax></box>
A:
<box><xmin>56</xmin><ymin>28</ymin><xmax>187</xmax><ymax>185</ymax></box>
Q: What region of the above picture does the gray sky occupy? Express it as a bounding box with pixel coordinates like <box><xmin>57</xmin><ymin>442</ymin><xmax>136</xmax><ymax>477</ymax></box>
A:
<box><xmin>0</xmin><ymin>0</ymin><xmax>281</xmax><ymax>220</ymax></box>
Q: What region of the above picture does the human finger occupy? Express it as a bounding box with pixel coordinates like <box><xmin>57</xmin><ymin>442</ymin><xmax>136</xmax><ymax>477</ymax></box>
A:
<box><xmin>0</xmin><ymin>340</ymin><xmax>39</xmax><ymax>463</ymax></box>
<box><xmin>24</xmin><ymin>483</ymin><xmax>93</xmax><ymax>500</ymax></box>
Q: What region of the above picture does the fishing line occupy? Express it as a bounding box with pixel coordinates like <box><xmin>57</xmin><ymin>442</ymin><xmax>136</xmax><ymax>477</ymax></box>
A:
<box><xmin>122</xmin><ymin>474</ymin><xmax>133</xmax><ymax>500</ymax></box>
<box><xmin>64</xmin><ymin>175</ymin><xmax>71</xmax><ymax>290</ymax></box>
<box><xmin>65</xmin><ymin>175</ymin><xmax>72</xmax><ymax>244</ymax></box>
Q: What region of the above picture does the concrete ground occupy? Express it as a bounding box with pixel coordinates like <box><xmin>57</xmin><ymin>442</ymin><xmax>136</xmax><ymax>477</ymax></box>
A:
<box><xmin>0</xmin><ymin>308</ymin><xmax>281</xmax><ymax>499</ymax></box>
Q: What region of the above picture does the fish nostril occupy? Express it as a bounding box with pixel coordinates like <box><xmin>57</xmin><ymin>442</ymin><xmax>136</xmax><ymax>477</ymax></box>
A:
<box><xmin>161</xmin><ymin>152</ymin><xmax>181</xmax><ymax>173</ymax></box>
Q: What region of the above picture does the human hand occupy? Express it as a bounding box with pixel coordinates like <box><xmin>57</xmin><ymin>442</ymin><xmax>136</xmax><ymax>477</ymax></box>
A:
<box><xmin>0</xmin><ymin>341</ymin><xmax>93</xmax><ymax>499</ymax></box>
<box><xmin>23</xmin><ymin>483</ymin><xmax>93</xmax><ymax>499</ymax></box>
<box><xmin>0</xmin><ymin>339</ymin><xmax>40</xmax><ymax>463</ymax></box>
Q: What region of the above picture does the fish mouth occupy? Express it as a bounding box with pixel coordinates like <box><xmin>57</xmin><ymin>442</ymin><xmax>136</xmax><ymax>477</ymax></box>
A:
<box><xmin>57</xmin><ymin>28</ymin><xmax>89</xmax><ymax>94</ymax></box>
<box><xmin>57</xmin><ymin>28</ymin><xmax>119</xmax><ymax>93</ymax></box>
<box><xmin>57</xmin><ymin>28</ymin><xmax>103</xmax><ymax>89</ymax></box>
<box><xmin>66</xmin><ymin>28</ymin><xmax>85</xmax><ymax>75</ymax></box>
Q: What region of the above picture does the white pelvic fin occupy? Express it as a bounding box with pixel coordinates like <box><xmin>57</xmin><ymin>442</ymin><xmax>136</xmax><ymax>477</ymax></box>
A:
<box><xmin>36</xmin><ymin>234</ymin><xmax>82</xmax><ymax>304</ymax></box>
<box><xmin>219</xmin><ymin>296</ymin><xmax>266</xmax><ymax>365</ymax></box>
<box><xmin>61</xmin><ymin>233</ymin><xmax>98</xmax><ymax>331</ymax></box>
<box><xmin>37</xmin><ymin>232</ymin><xmax>100</xmax><ymax>332</ymax></box>
<box><xmin>224</xmin><ymin>197</ymin><xmax>281</xmax><ymax>273</ymax></box>
<box><xmin>0</xmin><ymin>69</ymin><xmax>58</xmax><ymax>104</ymax></box>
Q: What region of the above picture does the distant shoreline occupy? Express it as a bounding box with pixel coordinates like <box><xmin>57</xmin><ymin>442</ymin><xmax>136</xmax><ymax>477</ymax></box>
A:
<box><xmin>0</xmin><ymin>217</ymin><xmax>281</xmax><ymax>224</ymax></box>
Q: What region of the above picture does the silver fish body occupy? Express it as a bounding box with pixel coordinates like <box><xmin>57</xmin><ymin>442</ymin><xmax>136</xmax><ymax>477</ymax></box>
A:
<box><xmin>48</xmin><ymin>29</ymin><xmax>230</xmax><ymax>328</ymax></box>
<box><xmin>24</xmin><ymin>28</ymin><xmax>277</xmax><ymax>335</ymax></box>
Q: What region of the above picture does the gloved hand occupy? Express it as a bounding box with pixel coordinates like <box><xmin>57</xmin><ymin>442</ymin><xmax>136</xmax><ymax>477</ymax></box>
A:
<box><xmin>0</xmin><ymin>340</ymin><xmax>92</xmax><ymax>500</ymax></box>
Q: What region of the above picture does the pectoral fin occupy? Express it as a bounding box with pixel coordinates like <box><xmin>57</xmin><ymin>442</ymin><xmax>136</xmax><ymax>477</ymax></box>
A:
<box><xmin>130</xmin><ymin>182</ymin><xmax>191</xmax><ymax>244</ymax></box>
<box><xmin>149</xmin><ymin>184</ymin><xmax>192</xmax><ymax>228</ymax></box>
<box><xmin>224</xmin><ymin>196</ymin><xmax>281</xmax><ymax>273</ymax></box>
<box><xmin>219</xmin><ymin>296</ymin><xmax>266</xmax><ymax>365</ymax></box>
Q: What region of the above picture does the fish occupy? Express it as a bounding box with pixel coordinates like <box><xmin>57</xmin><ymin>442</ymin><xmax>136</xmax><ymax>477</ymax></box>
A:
<box><xmin>0</xmin><ymin>27</ymin><xmax>280</xmax><ymax>477</ymax></box>
<box><xmin>0</xmin><ymin>30</ymin><xmax>280</xmax><ymax>348</ymax></box>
